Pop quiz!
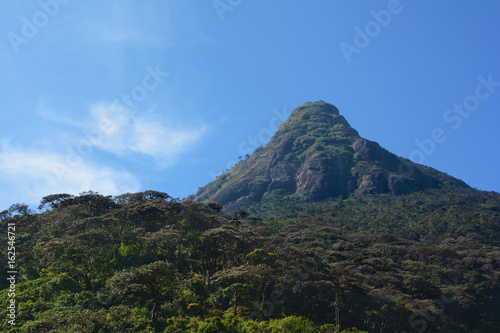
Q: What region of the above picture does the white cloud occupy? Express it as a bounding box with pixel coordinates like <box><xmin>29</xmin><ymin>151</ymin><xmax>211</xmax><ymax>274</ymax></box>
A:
<box><xmin>0</xmin><ymin>142</ymin><xmax>141</xmax><ymax>209</ymax></box>
<box><xmin>2</xmin><ymin>99</ymin><xmax>206</xmax><ymax>209</ymax></box>
<box><xmin>37</xmin><ymin>99</ymin><xmax>205</xmax><ymax>167</ymax></box>
<box><xmin>87</xmin><ymin>101</ymin><xmax>206</xmax><ymax>167</ymax></box>
<box><xmin>38</xmin><ymin>95</ymin><xmax>84</xmax><ymax>128</ymax></box>
<box><xmin>88</xmin><ymin>101</ymin><xmax>132</xmax><ymax>156</ymax></box>
<box><xmin>129</xmin><ymin>117</ymin><xmax>205</xmax><ymax>167</ymax></box>
<box><xmin>84</xmin><ymin>21</ymin><xmax>142</xmax><ymax>44</ymax></box>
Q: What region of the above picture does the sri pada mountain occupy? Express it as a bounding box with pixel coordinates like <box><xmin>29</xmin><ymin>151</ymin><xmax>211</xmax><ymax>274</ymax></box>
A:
<box><xmin>1</xmin><ymin>102</ymin><xmax>499</xmax><ymax>333</ymax></box>
<box><xmin>188</xmin><ymin>101</ymin><xmax>467</xmax><ymax>212</ymax></box>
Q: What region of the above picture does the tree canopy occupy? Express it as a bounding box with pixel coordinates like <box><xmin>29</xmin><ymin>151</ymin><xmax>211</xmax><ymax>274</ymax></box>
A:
<box><xmin>0</xmin><ymin>189</ymin><xmax>499</xmax><ymax>332</ymax></box>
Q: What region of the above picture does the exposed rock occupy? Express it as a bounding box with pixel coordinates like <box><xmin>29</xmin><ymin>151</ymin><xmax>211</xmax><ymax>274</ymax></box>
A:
<box><xmin>296</xmin><ymin>153</ymin><xmax>352</xmax><ymax>200</ymax></box>
<box><xmin>355</xmin><ymin>173</ymin><xmax>388</xmax><ymax>197</ymax></box>
<box><xmin>189</xmin><ymin>101</ymin><xmax>469</xmax><ymax>211</ymax></box>
<box><xmin>353</xmin><ymin>139</ymin><xmax>385</xmax><ymax>161</ymax></box>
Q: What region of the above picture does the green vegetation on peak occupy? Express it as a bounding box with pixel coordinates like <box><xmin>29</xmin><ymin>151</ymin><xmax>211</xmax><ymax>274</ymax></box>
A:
<box><xmin>190</xmin><ymin>102</ymin><xmax>468</xmax><ymax>211</ymax></box>
<box><xmin>294</xmin><ymin>100</ymin><xmax>340</xmax><ymax>116</ymax></box>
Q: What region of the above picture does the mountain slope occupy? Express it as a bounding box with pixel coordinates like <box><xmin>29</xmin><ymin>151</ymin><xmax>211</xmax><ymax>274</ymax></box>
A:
<box><xmin>189</xmin><ymin>101</ymin><xmax>468</xmax><ymax>211</ymax></box>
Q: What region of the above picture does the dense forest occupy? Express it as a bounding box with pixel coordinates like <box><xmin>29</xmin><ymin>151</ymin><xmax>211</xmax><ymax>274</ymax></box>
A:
<box><xmin>1</xmin><ymin>189</ymin><xmax>499</xmax><ymax>332</ymax></box>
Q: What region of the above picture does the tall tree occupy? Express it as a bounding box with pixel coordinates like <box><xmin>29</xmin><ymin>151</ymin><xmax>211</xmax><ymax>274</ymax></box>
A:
<box><xmin>109</xmin><ymin>261</ymin><xmax>179</xmax><ymax>333</ymax></box>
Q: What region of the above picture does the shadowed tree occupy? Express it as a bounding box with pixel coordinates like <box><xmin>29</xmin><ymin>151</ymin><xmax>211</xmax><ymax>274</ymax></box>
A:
<box><xmin>0</xmin><ymin>209</ymin><xmax>11</xmax><ymax>222</ymax></box>
<box><xmin>116</xmin><ymin>191</ymin><xmax>172</xmax><ymax>204</ymax></box>
<box><xmin>212</xmin><ymin>249</ymin><xmax>279</xmax><ymax>318</ymax></box>
<box><xmin>38</xmin><ymin>193</ymin><xmax>74</xmax><ymax>210</ymax></box>
<box><xmin>193</xmin><ymin>227</ymin><xmax>246</xmax><ymax>285</ymax></box>
<box><xmin>143</xmin><ymin>228</ymin><xmax>183</xmax><ymax>261</ymax></box>
<box><xmin>234</xmin><ymin>210</ymin><xmax>250</xmax><ymax>220</ymax></box>
<box><xmin>55</xmin><ymin>191</ymin><xmax>117</xmax><ymax>217</ymax></box>
<box><xmin>207</xmin><ymin>202</ymin><xmax>223</xmax><ymax>214</ymax></box>
<box><xmin>109</xmin><ymin>261</ymin><xmax>179</xmax><ymax>333</ymax></box>
<box><xmin>229</xmin><ymin>282</ymin><xmax>253</xmax><ymax>316</ymax></box>
<box><xmin>41</xmin><ymin>229</ymin><xmax>115</xmax><ymax>291</ymax></box>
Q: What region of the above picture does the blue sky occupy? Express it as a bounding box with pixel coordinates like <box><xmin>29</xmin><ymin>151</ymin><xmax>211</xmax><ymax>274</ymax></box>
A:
<box><xmin>1</xmin><ymin>0</ymin><xmax>499</xmax><ymax>210</ymax></box>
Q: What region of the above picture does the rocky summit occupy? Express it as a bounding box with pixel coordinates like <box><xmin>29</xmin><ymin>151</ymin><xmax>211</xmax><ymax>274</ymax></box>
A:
<box><xmin>189</xmin><ymin>101</ymin><xmax>467</xmax><ymax>211</ymax></box>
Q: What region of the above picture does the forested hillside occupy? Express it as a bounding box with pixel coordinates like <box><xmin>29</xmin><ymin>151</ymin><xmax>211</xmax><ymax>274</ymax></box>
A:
<box><xmin>1</xmin><ymin>190</ymin><xmax>499</xmax><ymax>332</ymax></box>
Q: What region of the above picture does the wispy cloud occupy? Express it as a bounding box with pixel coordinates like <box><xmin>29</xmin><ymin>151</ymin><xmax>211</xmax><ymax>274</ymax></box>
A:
<box><xmin>87</xmin><ymin>101</ymin><xmax>206</xmax><ymax>167</ymax></box>
<box><xmin>0</xmin><ymin>141</ymin><xmax>141</xmax><ymax>209</ymax></box>
<box><xmin>88</xmin><ymin>101</ymin><xmax>132</xmax><ymax>156</ymax></box>
<box><xmin>38</xmin><ymin>95</ymin><xmax>84</xmax><ymax>128</ymax></box>
<box><xmin>37</xmin><ymin>98</ymin><xmax>205</xmax><ymax>167</ymax></box>
<box><xmin>130</xmin><ymin>116</ymin><xmax>206</xmax><ymax>167</ymax></box>
<box><xmin>84</xmin><ymin>21</ymin><xmax>143</xmax><ymax>44</ymax></box>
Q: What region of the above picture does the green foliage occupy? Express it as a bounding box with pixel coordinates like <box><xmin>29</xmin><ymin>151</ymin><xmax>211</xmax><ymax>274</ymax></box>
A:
<box><xmin>266</xmin><ymin>315</ymin><xmax>316</xmax><ymax>332</ymax></box>
<box><xmin>1</xmin><ymin>189</ymin><xmax>499</xmax><ymax>332</ymax></box>
<box><xmin>245</xmin><ymin>249</ymin><xmax>276</xmax><ymax>265</ymax></box>
<box><xmin>199</xmin><ymin>316</ymin><xmax>224</xmax><ymax>333</ymax></box>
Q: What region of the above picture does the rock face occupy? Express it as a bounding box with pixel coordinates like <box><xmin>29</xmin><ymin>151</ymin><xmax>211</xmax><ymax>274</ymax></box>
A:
<box><xmin>189</xmin><ymin>101</ymin><xmax>468</xmax><ymax>211</ymax></box>
<box><xmin>295</xmin><ymin>152</ymin><xmax>353</xmax><ymax>200</ymax></box>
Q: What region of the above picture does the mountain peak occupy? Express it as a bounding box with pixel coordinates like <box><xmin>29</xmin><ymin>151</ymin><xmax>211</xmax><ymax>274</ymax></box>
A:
<box><xmin>295</xmin><ymin>100</ymin><xmax>340</xmax><ymax>115</ymax></box>
<box><xmin>189</xmin><ymin>102</ymin><xmax>468</xmax><ymax>211</ymax></box>
<box><xmin>275</xmin><ymin>101</ymin><xmax>359</xmax><ymax>139</ymax></box>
